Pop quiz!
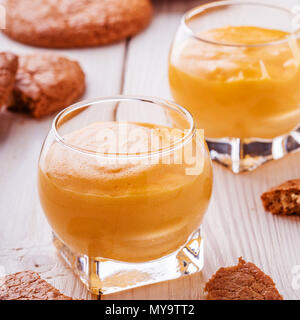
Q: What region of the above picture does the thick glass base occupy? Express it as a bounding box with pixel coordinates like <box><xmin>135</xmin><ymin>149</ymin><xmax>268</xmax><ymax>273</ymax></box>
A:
<box><xmin>207</xmin><ymin>127</ymin><xmax>300</xmax><ymax>174</ymax></box>
<box><xmin>53</xmin><ymin>228</ymin><xmax>204</xmax><ymax>295</ymax></box>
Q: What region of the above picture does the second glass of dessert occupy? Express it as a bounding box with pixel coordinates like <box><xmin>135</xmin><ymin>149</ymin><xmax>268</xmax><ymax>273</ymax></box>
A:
<box><xmin>169</xmin><ymin>1</ymin><xmax>300</xmax><ymax>173</ymax></box>
<box><xmin>38</xmin><ymin>96</ymin><xmax>213</xmax><ymax>295</ymax></box>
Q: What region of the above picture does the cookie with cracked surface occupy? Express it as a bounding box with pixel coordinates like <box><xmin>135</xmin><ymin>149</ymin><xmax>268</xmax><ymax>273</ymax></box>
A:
<box><xmin>3</xmin><ymin>0</ymin><xmax>153</xmax><ymax>48</ymax></box>
<box><xmin>0</xmin><ymin>52</ymin><xmax>18</xmax><ymax>107</ymax></box>
<box><xmin>204</xmin><ymin>258</ymin><xmax>283</xmax><ymax>300</ymax></box>
<box><xmin>8</xmin><ymin>53</ymin><xmax>85</xmax><ymax>118</ymax></box>
<box><xmin>0</xmin><ymin>270</ymin><xmax>72</xmax><ymax>300</ymax></box>
<box><xmin>261</xmin><ymin>179</ymin><xmax>300</xmax><ymax>215</ymax></box>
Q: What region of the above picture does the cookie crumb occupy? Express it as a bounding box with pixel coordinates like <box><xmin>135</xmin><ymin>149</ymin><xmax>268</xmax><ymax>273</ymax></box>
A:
<box><xmin>261</xmin><ymin>179</ymin><xmax>300</xmax><ymax>215</ymax></box>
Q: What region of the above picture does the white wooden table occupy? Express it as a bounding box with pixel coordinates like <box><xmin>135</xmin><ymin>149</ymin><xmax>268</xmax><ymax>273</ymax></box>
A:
<box><xmin>0</xmin><ymin>0</ymin><xmax>300</xmax><ymax>300</ymax></box>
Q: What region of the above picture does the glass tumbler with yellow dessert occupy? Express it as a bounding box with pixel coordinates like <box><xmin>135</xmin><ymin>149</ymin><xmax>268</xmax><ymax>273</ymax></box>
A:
<box><xmin>169</xmin><ymin>1</ymin><xmax>300</xmax><ymax>173</ymax></box>
<box><xmin>38</xmin><ymin>96</ymin><xmax>213</xmax><ymax>295</ymax></box>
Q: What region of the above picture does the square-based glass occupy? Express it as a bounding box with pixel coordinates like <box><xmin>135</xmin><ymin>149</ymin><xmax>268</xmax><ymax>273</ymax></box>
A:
<box><xmin>169</xmin><ymin>1</ymin><xmax>300</xmax><ymax>173</ymax></box>
<box><xmin>38</xmin><ymin>96</ymin><xmax>213</xmax><ymax>295</ymax></box>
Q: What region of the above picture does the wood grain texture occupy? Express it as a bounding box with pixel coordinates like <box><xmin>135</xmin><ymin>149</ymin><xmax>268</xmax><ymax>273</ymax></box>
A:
<box><xmin>0</xmin><ymin>0</ymin><xmax>300</xmax><ymax>300</ymax></box>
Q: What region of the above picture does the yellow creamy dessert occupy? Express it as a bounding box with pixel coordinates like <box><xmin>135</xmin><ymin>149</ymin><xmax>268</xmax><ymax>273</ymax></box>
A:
<box><xmin>169</xmin><ymin>26</ymin><xmax>300</xmax><ymax>139</ymax></box>
<box><xmin>39</xmin><ymin>122</ymin><xmax>212</xmax><ymax>262</ymax></box>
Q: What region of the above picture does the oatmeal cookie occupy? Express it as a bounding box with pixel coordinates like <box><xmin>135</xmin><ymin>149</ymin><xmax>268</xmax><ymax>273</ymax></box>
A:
<box><xmin>0</xmin><ymin>270</ymin><xmax>72</xmax><ymax>300</ymax></box>
<box><xmin>3</xmin><ymin>0</ymin><xmax>153</xmax><ymax>48</ymax></box>
<box><xmin>204</xmin><ymin>258</ymin><xmax>283</xmax><ymax>300</ymax></box>
<box><xmin>8</xmin><ymin>53</ymin><xmax>85</xmax><ymax>118</ymax></box>
<box><xmin>0</xmin><ymin>52</ymin><xmax>18</xmax><ymax>107</ymax></box>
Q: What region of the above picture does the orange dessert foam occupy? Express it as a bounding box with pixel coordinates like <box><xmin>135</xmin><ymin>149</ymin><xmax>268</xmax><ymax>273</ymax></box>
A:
<box><xmin>38</xmin><ymin>122</ymin><xmax>212</xmax><ymax>262</ymax></box>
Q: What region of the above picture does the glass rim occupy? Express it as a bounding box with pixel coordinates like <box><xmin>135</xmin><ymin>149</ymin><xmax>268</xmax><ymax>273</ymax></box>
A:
<box><xmin>182</xmin><ymin>0</ymin><xmax>300</xmax><ymax>48</ymax></box>
<box><xmin>52</xmin><ymin>95</ymin><xmax>196</xmax><ymax>159</ymax></box>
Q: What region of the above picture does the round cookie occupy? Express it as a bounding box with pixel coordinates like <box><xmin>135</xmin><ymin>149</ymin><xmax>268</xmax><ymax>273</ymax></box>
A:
<box><xmin>0</xmin><ymin>52</ymin><xmax>18</xmax><ymax>107</ymax></box>
<box><xmin>3</xmin><ymin>0</ymin><xmax>153</xmax><ymax>48</ymax></box>
<box><xmin>9</xmin><ymin>53</ymin><xmax>85</xmax><ymax>118</ymax></box>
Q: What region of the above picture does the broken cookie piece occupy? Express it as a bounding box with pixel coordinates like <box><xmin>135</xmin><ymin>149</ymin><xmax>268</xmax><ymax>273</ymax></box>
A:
<box><xmin>204</xmin><ymin>258</ymin><xmax>283</xmax><ymax>300</ymax></box>
<box><xmin>261</xmin><ymin>179</ymin><xmax>300</xmax><ymax>215</ymax></box>
<box><xmin>8</xmin><ymin>53</ymin><xmax>85</xmax><ymax>118</ymax></box>
<box><xmin>0</xmin><ymin>270</ymin><xmax>72</xmax><ymax>300</ymax></box>
<box><xmin>0</xmin><ymin>52</ymin><xmax>18</xmax><ymax>107</ymax></box>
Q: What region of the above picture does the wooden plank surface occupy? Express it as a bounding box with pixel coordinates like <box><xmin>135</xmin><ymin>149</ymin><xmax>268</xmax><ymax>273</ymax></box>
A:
<box><xmin>0</xmin><ymin>0</ymin><xmax>300</xmax><ymax>300</ymax></box>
